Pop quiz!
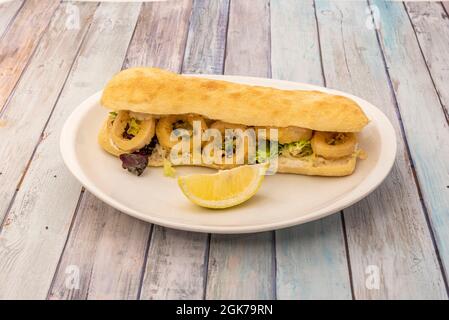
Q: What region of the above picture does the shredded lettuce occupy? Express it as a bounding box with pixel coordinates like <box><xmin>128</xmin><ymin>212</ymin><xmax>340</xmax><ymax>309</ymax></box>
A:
<box><xmin>109</xmin><ymin>111</ymin><xmax>118</xmax><ymax>120</ymax></box>
<box><xmin>163</xmin><ymin>159</ymin><xmax>176</xmax><ymax>178</ymax></box>
<box><xmin>127</xmin><ymin>118</ymin><xmax>141</xmax><ymax>136</ymax></box>
<box><xmin>256</xmin><ymin>148</ymin><xmax>274</xmax><ymax>163</ymax></box>
<box><xmin>280</xmin><ymin>140</ymin><xmax>313</xmax><ymax>158</ymax></box>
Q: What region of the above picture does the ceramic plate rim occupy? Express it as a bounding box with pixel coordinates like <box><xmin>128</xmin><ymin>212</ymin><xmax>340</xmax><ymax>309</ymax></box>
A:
<box><xmin>60</xmin><ymin>74</ymin><xmax>397</xmax><ymax>234</ymax></box>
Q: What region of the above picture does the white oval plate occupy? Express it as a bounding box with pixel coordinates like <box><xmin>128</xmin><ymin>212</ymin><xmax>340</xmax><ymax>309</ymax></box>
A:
<box><xmin>60</xmin><ymin>75</ymin><xmax>396</xmax><ymax>234</ymax></box>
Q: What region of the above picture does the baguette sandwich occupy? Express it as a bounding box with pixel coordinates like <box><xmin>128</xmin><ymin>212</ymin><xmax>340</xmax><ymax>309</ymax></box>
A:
<box><xmin>98</xmin><ymin>67</ymin><xmax>369</xmax><ymax>176</ymax></box>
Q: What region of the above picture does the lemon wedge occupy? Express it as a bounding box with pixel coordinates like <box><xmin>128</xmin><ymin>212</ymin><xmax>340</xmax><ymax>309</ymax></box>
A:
<box><xmin>178</xmin><ymin>164</ymin><xmax>268</xmax><ymax>209</ymax></box>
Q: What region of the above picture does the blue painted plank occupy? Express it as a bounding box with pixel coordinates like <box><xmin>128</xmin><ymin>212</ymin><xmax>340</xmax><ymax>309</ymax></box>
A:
<box><xmin>271</xmin><ymin>0</ymin><xmax>352</xmax><ymax>300</ymax></box>
<box><xmin>372</xmin><ymin>0</ymin><xmax>449</xmax><ymax>286</ymax></box>
<box><xmin>315</xmin><ymin>0</ymin><xmax>447</xmax><ymax>299</ymax></box>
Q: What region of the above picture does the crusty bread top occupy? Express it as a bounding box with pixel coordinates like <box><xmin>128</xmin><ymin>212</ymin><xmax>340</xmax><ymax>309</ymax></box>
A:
<box><xmin>101</xmin><ymin>67</ymin><xmax>369</xmax><ymax>132</ymax></box>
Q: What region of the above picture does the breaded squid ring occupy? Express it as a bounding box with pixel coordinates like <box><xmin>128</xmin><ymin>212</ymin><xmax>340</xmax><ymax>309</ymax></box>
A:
<box><xmin>311</xmin><ymin>131</ymin><xmax>356</xmax><ymax>159</ymax></box>
<box><xmin>256</xmin><ymin>126</ymin><xmax>312</xmax><ymax>144</ymax></box>
<box><xmin>210</xmin><ymin>121</ymin><xmax>255</xmax><ymax>163</ymax></box>
<box><xmin>156</xmin><ymin>114</ymin><xmax>207</xmax><ymax>149</ymax></box>
<box><xmin>110</xmin><ymin>111</ymin><xmax>156</xmax><ymax>152</ymax></box>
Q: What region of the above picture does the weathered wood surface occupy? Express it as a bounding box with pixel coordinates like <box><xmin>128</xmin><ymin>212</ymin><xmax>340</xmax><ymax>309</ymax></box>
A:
<box><xmin>316</xmin><ymin>0</ymin><xmax>447</xmax><ymax>299</ymax></box>
<box><xmin>0</xmin><ymin>0</ymin><xmax>23</xmax><ymax>37</ymax></box>
<box><xmin>271</xmin><ymin>0</ymin><xmax>352</xmax><ymax>300</ymax></box>
<box><xmin>182</xmin><ymin>0</ymin><xmax>229</xmax><ymax>75</ymax></box>
<box><xmin>0</xmin><ymin>2</ymin><xmax>142</xmax><ymax>300</ymax></box>
<box><xmin>138</xmin><ymin>0</ymin><xmax>228</xmax><ymax>300</ymax></box>
<box><xmin>405</xmin><ymin>1</ymin><xmax>449</xmax><ymax>117</ymax></box>
<box><xmin>0</xmin><ymin>0</ymin><xmax>448</xmax><ymax>300</ymax></box>
<box><xmin>372</xmin><ymin>0</ymin><xmax>449</xmax><ymax>287</ymax></box>
<box><xmin>49</xmin><ymin>193</ymin><xmax>150</xmax><ymax>300</ymax></box>
<box><xmin>0</xmin><ymin>0</ymin><xmax>60</xmax><ymax>111</ymax></box>
<box><xmin>0</xmin><ymin>1</ymin><xmax>96</xmax><ymax>224</ymax></box>
<box><xmin>45</xmin><ymin>2</ymin><xmax>144</xmax><ymax>300</ymax></box>
<box><xmin>205</xmin><ymin>0</ymin><xmax>274</xmax><ymax>300</ymax></box>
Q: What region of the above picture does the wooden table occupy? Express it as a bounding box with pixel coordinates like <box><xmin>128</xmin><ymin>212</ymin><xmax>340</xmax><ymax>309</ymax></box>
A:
<box><xmin>0</xmin><ymin>0</ymin><xmax>448</xmax><ymax>300</ymax></box>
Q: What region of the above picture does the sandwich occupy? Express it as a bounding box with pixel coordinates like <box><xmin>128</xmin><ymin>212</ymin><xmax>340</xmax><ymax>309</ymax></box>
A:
<box><xmin>98</xmin><ymin>67</ymin><xmax>369</xmax><ymax>176</ymax></box>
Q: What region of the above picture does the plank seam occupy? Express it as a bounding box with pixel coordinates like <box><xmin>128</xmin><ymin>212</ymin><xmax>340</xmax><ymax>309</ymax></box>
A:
<box><xmin>267</xmin><ymin>0</ymin><xmax>276</xmax><ymax>300</ymax></box>
<box><xmin>222</xmin><ymin>0</ymin><xmax>231</xmax><ymax>75</ymax></box>
<box><xmin>367</xmin><ymin>0</ymin><xmax>449</xmax><ymax>294</ymax></box>
<box><xmin>136</xmin><ymin>224</ymin><xmax>154</xmax><ymax>300</ymax></box>
<box><xmin>441</xmin><ymin>1</ymin><xmax>449</xmax><ymax>17</ymax></box>
<box><xmin>0</xmin><ymin>0</ymin><xmax>62</xmax><ymax>114</ymax></box>
<box><xmin>0</xmin><ymin>1</ymin><xmax>98</xmax><ymax>234</ymax></box>
<box><xmin>121</xmin><ymin>2</ymin><xmax>143</xmax><ymax>70</ymax></box>
<box><xmin>403</xmin><ymin>2</ymin><xmax>449</xmax><ymax>123</ymax></box>
<box><xmin>340</xmin><ymin>213</ymin><xmax>355</xmax><ymax>300</ymax></box>
<box><xmin>272</xmin><ymin>230</ymin><xmax>277</xmax><ymax>300</ymax></box>
<box><xmin>267</xmin><ymin>0</ymin><xmax>272</xmax><ymax>79</ymax></box>
<box><xmin>0</xmin><ymin>0</ymin><xmax>25</xmax><ymax>41</ymax></box>
<box><xmin>312</xmin><ymin>0</ymin><xmax>327</xmax><ymax>86</ymax></box>
<box><xmin>46</xmin><ymin>188</ymin><xmax>86</xmax><ymax>299</ymax></box>
<box><xmin>179</xmin><ymin>0</ymin><xmax>195</xmax><ymax>74</ymax></box>
<box><xmin>202</xmin><ymin>233</ymin><xmax>211</xmax><ymax>300</ymax></box>
<box><xmin>222</xmin><ymin>0</ymin><xmax>232</xmax><ymax>74</ymax></box>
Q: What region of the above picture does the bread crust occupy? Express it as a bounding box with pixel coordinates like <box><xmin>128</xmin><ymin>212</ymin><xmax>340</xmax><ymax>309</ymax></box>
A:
<box><xmin>101</xmin><ymin>68</ymin><xmax>369</xmax><ymax>132</ymax></box>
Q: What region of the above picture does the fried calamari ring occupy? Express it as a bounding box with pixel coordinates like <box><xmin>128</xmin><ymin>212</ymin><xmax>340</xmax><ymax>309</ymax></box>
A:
<box><xmin>311</xmin><ymin>131</ymin><xmax>356</xmax><ymax>159</ymax></box>
<box><xmin>256</xmin><ymin>126</ymin><xmax>312</xmax><ymax>144</ymax></box>
<box><xmin>156</xmin><ymin>114</ymin><xmax>207</xmax><ymax>149</ymax></box>
<box><xmin>210</xmin><ymin>121</ymin><xmax>255</xmax><ymax>163</ymax></box>
<box><xmin>110</xmin><ymin>111</ymin><xmax>156</xmax><ymax>152</ymax></box>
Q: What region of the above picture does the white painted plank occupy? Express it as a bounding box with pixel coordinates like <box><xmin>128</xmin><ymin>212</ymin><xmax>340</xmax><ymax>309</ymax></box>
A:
<box><xmin>223</xmin><ymin>0</ymin><xmax>270</xmax><ymax>77</ymax></box>
<box><xmin>405</xmin><ymin>2</ymin><xmax>449</xmax><ymax>116</ymax></box>
<box><xmin>316</xmin><ymin>0</ymin><xmax>447</xmax><ymax>299</ymax></box>
<box><xmin>182</xmin><ymin>0</ymin><xmax>229</xmax><ymax>75</ymax></box>
<box><xmin>48</xmin><ymin>192</ymin><xmax>150</xmax><ymax>300</ymax></box>
<box><xmin>0</xmin><ymin>1</ymin><xmax>97</xmax><ymax>223</ymax></box>
<box><xmin>123</xmin><ymin>0</ymin><xmax>192</xmax><ymax>72</ymax></box>
<box><xmin>207</xmin><ymin>233</ymin><xmax>274</xmax><ymax>299</ymax></box>
<box><xmin>0</xmin><ymin>0</ymin><xmax>23</xmax><ymax>37</ymax></box>
<box><xmin>205</xmin><ymin>0</ymin><xmax>274</xmax><ymax>300</ymax></box>
<box><xmin>138</xmin><ymin>0</ymin><xmax>229</xmax><ymax>300</ymax></box>
<box><xmin>0</xmin><ymin>2</ymin><xmax>142</xmax><ymax>299</ymax></box>
<box><xmin>0</xmin><ymin>0</ymin><xmax>60</xmax><ymax>111</ymax></box>
<box><xmin>142</xmin><ymin>226</ymin><xmax>208</xmax><ymax>300</ymax></box>
<box><xmin>271</xmin><ymin>0</ymin><xmax>352</xmax><ymax>300</ymax></box>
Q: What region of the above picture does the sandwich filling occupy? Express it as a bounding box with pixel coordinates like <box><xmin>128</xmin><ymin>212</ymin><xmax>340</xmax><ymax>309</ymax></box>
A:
<box><xmin>101</xmin><ymin>110</ymin><xmax>362</xmax><ymax>176</ymax></box>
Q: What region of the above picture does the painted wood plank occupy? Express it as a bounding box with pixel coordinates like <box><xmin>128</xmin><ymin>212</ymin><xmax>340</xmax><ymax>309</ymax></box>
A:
<box><xmin>0</xmin><ymin>0</ymin><xmax>60</xmax><ymax>111</ymax></box>
<box><xmin>0</xmin><ymin>0</ymin><xmax>23</xmax><ymax>37</ymax></box>
<box><xmin>271</xmin><ymin>0</ymin><xmax>352</xmax><ymax>300</ymax></box>
<box><xmin>205</xmin><ymin>0</ymin><xmax>274</xmax><ymax>300</ymax></box>
<box><xmin>123</xmin><ymin>0</ymin><xmax>192</xmax><ymax>72</ymax></box>
<box><xmin>405</xmin><ymin>2</ymin><xmax>449</xmax><ymax>117</ymax></box>
<box><xmin>0</xmin><ymin>2</ymin><xmax>142</xmax><ymax>300</ymax></box>
<box><xmin>443</xmin><ymin>2</ymin><xmax>449</xmax><ymax>16</ymax></box>
<box><xmin>48</xmin><ymin>193</ymin><xmax>150</xmax><ymax>300</ymax></box>
<box><xmin>142</xmin><ymin>226</ymin><xmax>208</xmax><ymax>300</ymax></box>
<box><xmin>182</xmin><ymin>0</ymin><xmax>229</xmax><ymax>74</ymax></box>
<box><xmin>138</xmin><ymin>0</ymin><xmax>229</xmax><ymax>300</ymax></box>
<box><xmin>223</xmin><ymin>0</ymin><xmax>271</xmax><ymax>77</ymax></box>
<box><xmin>0</xmin><ymin>1</ymin><xmax>97</xmax><ymax>224</ymax></box>
<box><xmin>315</xmin><ymin>0</ymin><xmax>447</xmax><ymax>299</ymax></box>
<box><xmin>371</xmin><ymin>0</ymin><xmax>449</xmax><ymax>290</ymax></box>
